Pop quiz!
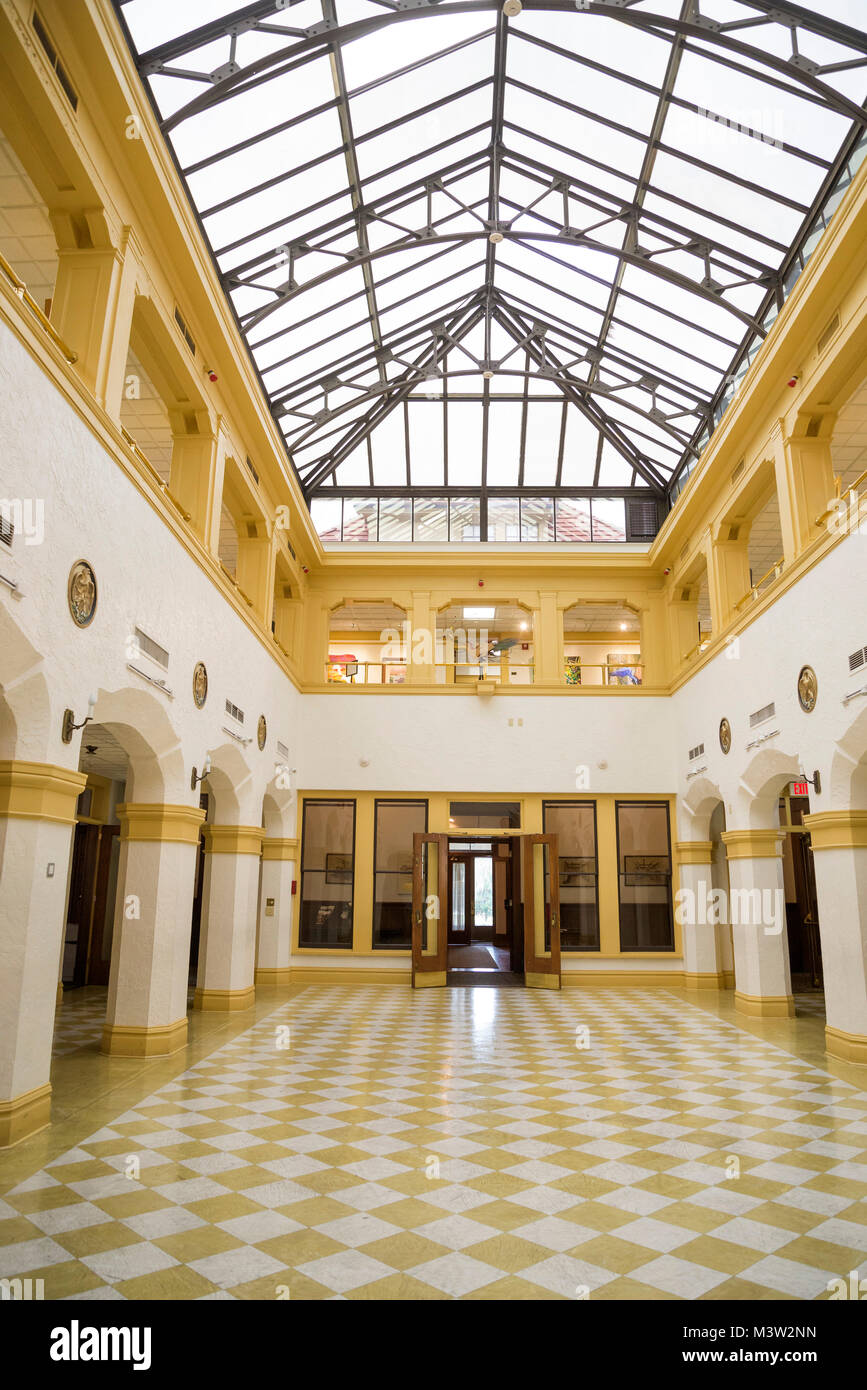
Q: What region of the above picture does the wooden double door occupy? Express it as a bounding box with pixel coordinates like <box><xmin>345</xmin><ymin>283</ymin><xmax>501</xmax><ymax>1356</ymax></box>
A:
<box><xmin>63</xmin><ymin>822</ymin><xmax>120</xmax><ymax>987</ymax></box>
<box><xmin>412</xmin><ymin>832</ymin><xmax>560</xmax><ymax>988</ymax></box>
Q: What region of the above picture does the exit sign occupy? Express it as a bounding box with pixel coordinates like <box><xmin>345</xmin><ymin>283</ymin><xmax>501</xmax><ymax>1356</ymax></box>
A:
<box><xmin>791</xmin><ymin>781</ymin><xmax>809</xmax><ymax>797</ymax></box>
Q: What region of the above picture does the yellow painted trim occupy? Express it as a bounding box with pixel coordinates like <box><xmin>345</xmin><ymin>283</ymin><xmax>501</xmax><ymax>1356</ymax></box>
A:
<box><xmin>254</xmin><ymin>967</ymin><xmax>293</xmax><ymax>986</ymax></box>
<box><xmin>675</xmin><ymin>840</ymin><xmax>715</xmax><ymax>865</ymax></box>
<box><xmin>101</xmin><ymin>1018</ymin><xmax>188</xmax><ymax>1057</ymax></box>
<box><xmin>722</xmin><ymin>970</ymin><xmax>735</xmax><ymax>988</ymax></box>
<box><xmin>193</xmin><ymin>986</ymin><xmax>256</xmax><ymax>1011</ymax></box>
<box><xmin>202</xmin><ymin>825</ymin><xmax>265</xmax><ymax>855</ymax></box>
<box><xmin>290</xmin><ymin>967</ymin><xmax>412</xmax><ymax>985</ymax></box>
<box><xmin>563</xmin><ymin>970</ymin><xmax>685</xmax><ymax>986</ymax></box>
<box><xmin>803</xmin><ymin>810</ymin><xmax>867</xmax><ymax>851</ymax></box>
<box><xmin>721</xmin><ymin>829</ymin><xmax>783</xmax><ymax>859</ymax></box>
<box><xmin>0</xmin><ymin>1082</ymin><xmax>52</xmax><ymax>1149</ymax></box>
<box><xmin>526</xmin><ymin>972</ymin><xmax>561</xmax><ymax>989</ymax></box>
<box><xmin>117</xmin><ymin>802</ymin><xmax>205</xmax><ymax>844</ymax></box>
<box><xmin>683</xmin><ymin>971</ymin><xmax>726</xmax><ymax>990</ymax></box>
<box><xmin>0</xmin><ymin>762</ymin><xmax>87</xmax><ymax>824</ymax></box>
<box><xmin>734</xmin><ymin>991</ymin><xmax>795</xmax><ymax>1018</ymax></box>
<box><xmin>825</xmin><ymin>1025</ymin><xmax>867</xmax><ymax>1066</ymax></box>
<box><xmin>261</xmin><ymin>837</ymin><xmax>299</xmax><ymax>861</ymax></box>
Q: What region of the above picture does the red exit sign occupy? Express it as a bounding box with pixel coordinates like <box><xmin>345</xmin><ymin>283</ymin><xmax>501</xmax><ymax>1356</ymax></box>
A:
<box><xmin>791</xmin><ymin>781</ymin><xmax>809</xmax><ymax>797</ymax></box>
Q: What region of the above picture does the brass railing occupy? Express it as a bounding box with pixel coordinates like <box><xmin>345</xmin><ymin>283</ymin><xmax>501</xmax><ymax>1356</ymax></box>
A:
<box><xmin>734</xmin><ymin>555</ymin><xmax>785</xmax><ymax>612</ymax></box>
<box><xmin>0</xmin><ymin>249</ymin><xmax>78</xmax><ymax>364</ymax></box>
<box><xmin>325</xmin><ymin>659</ymin><xmax>644</xmax><ymax>687</ymax></box>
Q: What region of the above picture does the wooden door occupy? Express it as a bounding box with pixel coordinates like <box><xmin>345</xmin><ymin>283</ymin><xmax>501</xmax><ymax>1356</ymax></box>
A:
<box><xmin>522</xmin><ymin>833</ymin><xmax>561</xmax><ymax>989</ymax></box>
<box><xmin>86</xmin><ymin>824</ymin><xmax>120</xmax><ymax>985</ymax></box>
<box><xmin>412</xmin><ymin>832</ymin><xmax>448</xmax><ymax>987</ymax></box>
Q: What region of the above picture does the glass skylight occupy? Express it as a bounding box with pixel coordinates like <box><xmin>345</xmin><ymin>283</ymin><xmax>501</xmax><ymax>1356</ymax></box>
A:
<box><xmin>114</xmin><ymin>0</ymin><xmax>867</xmax><ymax>520</ymax></box>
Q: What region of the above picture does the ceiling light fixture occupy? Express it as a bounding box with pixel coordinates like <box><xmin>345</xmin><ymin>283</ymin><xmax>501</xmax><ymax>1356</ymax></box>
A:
<box><xmin>488</xmin><ymin>231</ymin><xmax>504</xmax><ymax>244</ymax></box>
<box><xmin>503</xmin><ymin>0</ymin><xmax>522</xmax><ymax>15</ymax></box>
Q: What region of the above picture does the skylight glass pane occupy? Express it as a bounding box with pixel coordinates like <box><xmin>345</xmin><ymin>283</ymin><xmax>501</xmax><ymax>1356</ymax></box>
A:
<box><xmin>408</xmin><ymin>404</ymin><xmax>444</xmax><ymax>484</ymax></box>
<box><xmin>521</xmin><ymin>498</ymin><xmax>555</xmax><ymax>542</ymax></box>
<box><xmin>343</xmin><ymin>496</ymin><xmax>377</xmax><ymax>542</ymax></box>
<box><xmin>488</xmin><ymin>498</ymin><xmax>520</xmax><ymax>542</ymax></box>
<box><xmin>555</xmin><ymin>498</ymin><xmax>592</xmax><ymax>542</ymax></box>
<box><xmin>414</xmin><ymin>497</ymin><xmax>448</xmax><ymax>542</ymax></box>
<box><xmin>591</xmin><ymin>497</ymin><xmax>626</xmax><ymax>542</ymax></box>
<box><xmin>450</xmin><ymin>497</ymin><xmax>481</xmax><ymax>542</ymax></box>
<box><xmin>447</xmin><ymin>403</ymin><xmax>483</xmax><ymax>485</ymax></box>
<box><xmin>485</xmin><ymin>403</ymin><xmax>522</xmax><ymax>485</ymax></box>
<box><xmin>378</xmin><ymin>496</ymin><xmax>412</xmax><ymax>542</ymax></box>
<box><xmin>311</xmin><ymin>496</ymin><xmax>343</xmax><ymax>541</ymax></box>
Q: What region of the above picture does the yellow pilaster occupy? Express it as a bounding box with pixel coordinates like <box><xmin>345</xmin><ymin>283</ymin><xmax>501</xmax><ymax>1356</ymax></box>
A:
<box><xmin>533</xmin><ymin>592</ymin><xmax>563</xmax><ymax>684</ymax></box>
<box><xmin>705</xmin><ymin>525</ymin><xmax>752</xmax><ymax>631</ymax></box>
<box><xmin>406</xmin><ymin>591</ymin><xmax>435</xmax><ymax>683</ymax></box>
<box><xmin>168</xmin><ymin>413</ymin><xmax>219</xmax><ymax>541</ymax></box>
<box><xmin>772</xmin><ymin>423</ymin><xmax>837</xmax><ymax>564</ymax></box>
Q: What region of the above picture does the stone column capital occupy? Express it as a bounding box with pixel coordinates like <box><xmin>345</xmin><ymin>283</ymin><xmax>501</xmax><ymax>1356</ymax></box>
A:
<box><xmin>720</xmin><ymin>828</ymin><xmax>783</xmax><ymax>859</ymax></box>
<box><xmin>804</xmin><ymin>810</ymin><xmax>867</xmax><ymax>850</ymax></box>
<box><xmin>0</xmin><ymin>762</ymin><xmax>88</xmax><ymax>824</ymax></box>
<box><xmin>117</xmin><ymin>803</ymin><xmax>205</xmax><ymax>844</ymax></box>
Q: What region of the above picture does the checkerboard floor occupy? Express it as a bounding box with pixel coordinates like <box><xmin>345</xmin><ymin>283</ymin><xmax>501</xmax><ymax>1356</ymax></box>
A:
<box><xmin>3</xmin><ymin>985</ymin><xmax>867</xmax><ymax>1300</ymax></box>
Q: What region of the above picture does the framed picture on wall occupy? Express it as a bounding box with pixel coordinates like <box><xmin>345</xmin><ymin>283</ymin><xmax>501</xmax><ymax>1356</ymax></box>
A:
<box><xmin>623</xmin><ymin>854</ymin><xmax>670</xmax><ymax>886</ymax></box>
<box><xmin>325</xmin><ymin>852</ymin><xmax>353</xmax><ymax>884</ymax></box>
<box><xmin>559</xmin><ymin>856</ymin><xmax>596</xmax><ymax>887</ymax></box>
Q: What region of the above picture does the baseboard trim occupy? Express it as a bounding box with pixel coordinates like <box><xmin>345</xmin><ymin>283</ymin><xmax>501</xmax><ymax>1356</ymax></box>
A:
<box><xmin>254</xmin><ymin>968</ymin><xmax>292</xmax><ymax>987</ymax></box>
<box><xmin>0</xmin><ymin>1082</ymin><xmax>52</xmax><ymax>1148</ymax></box>
<box><xmin>734</xmin><ymin>991</ymin><xmax>795</xmax><ymax>1018</ymax></box>
<box><xmin>193</xmin><ymin>986</ymin><xmax>256</xmax><ymax>1012</ymax></box>
<box><xmin>101</xmin><ymin>1017</ymin><xmax>188</xmax><ymax>1057</ymax></box>
<box><xmin>562</xmin><ymin>971</ymin><xmax>685</xmax><ymax>987</ymax></box>
<box><xmin>825</xmin><ymin>1024</ymin><xmax>867</xmax><ymax>1065</ymax></box>
<box><xmin>683</xmin><ymin>971</ymin><xmax>726</xmax><ymax>990</ymax></box>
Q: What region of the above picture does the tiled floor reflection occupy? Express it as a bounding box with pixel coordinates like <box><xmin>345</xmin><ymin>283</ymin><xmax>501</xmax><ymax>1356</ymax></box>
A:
<box><xmin>2</xmin><ymin>986</ymin><xmax>866</xmax><ymax>1300</ymax></box>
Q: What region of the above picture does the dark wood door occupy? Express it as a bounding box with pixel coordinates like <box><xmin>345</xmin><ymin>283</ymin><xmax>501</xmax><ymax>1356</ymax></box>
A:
<box><xmin>64</xmin><ymin>824</ymin><xmax>101</xmax><ymax>987</ymax></box>
<box><xmin>522</xmin><ymin>833</ymin><xmax>561</xmax><ymax>989</ymax></box>
<box><xmin>86</xmin><ymin>825</ymin><xmax>120</xmax><ymax>986</ymax></box>
<box><xmin>412</xmin><ymin>833</ymin><xmax>448</xmax><ymax>987</ymax></box>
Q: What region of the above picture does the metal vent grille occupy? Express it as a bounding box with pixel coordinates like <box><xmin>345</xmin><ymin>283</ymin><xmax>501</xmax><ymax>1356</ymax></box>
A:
<box><xmin>626</xmin><ymin>499</ymin><xmax>659</xmax><ymax>541</ymax></box>
<box><xmin>173</xmin><ymin>306</ymin><xmax>196</xmax><ymax>355</ymax></box>
<box><xmin>133</xmin><ymin>627</ymin><xmax>169</xmax><ymax>669</ymax></box>
<box><xmin>688</xmin><ymin>743</ymin><xmax>705</xmax><ymax>761</ymax></box>
<box><xmin>818</xmin><ymin>313</ymin><xmax>841</xmax><ymax>355</ymax></box>
<box><xmin>276</xmin><ymin>740</ymin><xmax>289</xmax><ymax>759</ymax></box>
<box><xmin>731</xmin><ymin>459</ymin><xmax>745</xmax><ymax>485</ymax></box>
<box><xmin>749</xmin><ymin>702</ymin><xmax>776</xmax><ymax>727</ymax></box>
<box><xmin>32</xmin><ymin>11</ymin><xmax>78</xmax><ymax>111</ymax></box>
<box><xmin>0</xmin><ymin>510</ymin><xmax>13</xmax><ymax>547</ymax></box>
<box><xmin>849</xmin><ymin>646</ymin><xmax>867</xmax><ymax>673</ymax></box>
<box><xmin>246</xmin><ymin>456</ymin><xmax>260</xmax><ymax>485</ymax></box>
<box><xmin>225</xmin><ymin>700</ymin><xmax>244</xmax><ymax>724</ymax></box>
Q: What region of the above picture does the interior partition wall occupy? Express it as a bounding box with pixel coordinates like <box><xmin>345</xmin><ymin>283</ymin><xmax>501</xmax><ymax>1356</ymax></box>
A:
<box><xmin>372</xmin><ymin>799</ymin><xmax>428</xmax><ymax>950</ymax></box>
<box><xmin>299</xmin><ymin>799</ymin><xmax>356</xmax><ymax>948</ymax></box>
<box><xmin>542</xmin><ymin>801</ymin><xmax>599</xmax><ymax>951</ymax></box>
<box><xmin>615</xmin><ymin>801</ymin><xmax>675</xmax><ymax>951</ymax></box>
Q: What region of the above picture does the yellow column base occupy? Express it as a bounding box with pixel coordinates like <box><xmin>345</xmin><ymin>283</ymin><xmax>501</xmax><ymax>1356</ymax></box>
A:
<box><xmin>722</xmin><ymin>970</ymin><xmax>735</xmax><ymax>988</ymax></box>
<box><xmin>734</xmin><ymin>991</ymin><xmax>795</xmax><ymax>1018</ymax></box>
<box><xmin>193</xmin><ymin>986</ymin><xmax>256</xmax><ymax>1011</ymax></box>
<box><xmin>526</xmin><ymin>972</ymin><xmax>561</xmax><ymax>990</ymax></box>
<box><xmin>825</xmin><ymin>1025</ymin><xmax>867</xmax><ymax>1066</ymax></box>
<box><xmin>101</xmin><ymin>1017</ymin><xmax>188</xmax><ymax>1057</ymax></box>
<box><xmin>0</xmin><ymin>1082</ymin><xmax>52</xmax><ymax>1148</ymax></box>
<box><xmin>684</xmin><ymin>972</ymin><xmax>726</xmax><ymax>990</ymax></box>
<box><xmin>254</xmin><ymin>968</ymin><xmax>292</xmax><ymax>987</ymax></box>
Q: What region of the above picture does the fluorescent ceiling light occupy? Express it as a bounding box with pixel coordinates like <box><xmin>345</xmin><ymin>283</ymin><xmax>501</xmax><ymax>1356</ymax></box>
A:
<box><xmin>463</xmin><ymin>607</ymin><xmax>495</xmax><ymax>620</ymax></box>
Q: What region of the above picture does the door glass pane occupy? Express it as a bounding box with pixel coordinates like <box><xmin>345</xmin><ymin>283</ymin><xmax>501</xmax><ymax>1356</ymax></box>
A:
<box><xmin>451</xmin><ymin>861</ymin><xmax>466</xmax><ymax>931</ymax></box>
<box><xmin>300</xmin><ymin>800</ymin><xmax>354</xmax><ymax>947</ymax></box>
<box><xmin>617</xmin><ymin>802</ymin><xmax>674</xmax><ymax>950</ymax></box>
<box><xmin>373</xmin><ymin>800</ymin><xmax>426</xmax><ymax>948</ymax></box>
<box><xmin>543</xmin><ymin>802</ymin><xmax>599</xmax><ymax>950</ymax></box>
<box><xmin>422</xmin><ymin>839</ymin><xmax>442</xmax><ymax>957</ymax></box>
<box><xmin>532</xmin><ymin>841</ymin><xmax>552</xmax><ymax>957</ymax></box>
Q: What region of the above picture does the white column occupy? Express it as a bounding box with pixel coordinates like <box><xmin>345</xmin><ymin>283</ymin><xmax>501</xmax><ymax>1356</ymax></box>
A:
<box><xmin>195</xmin><ymin>825</ymin><xmax>264</xmax><ymax>1009</ymax></box>
<box><xmin>675</xmin><ymin>841</ymin><xmax>723</xmax><ymax>988</ymax></box>
<box><xmin>805</xmin><ymin>811</ymin><xmax>867</xmax><ymax>1065</ymax></box>
<box><xmin>102</xmin><ymin>803</ymin><xmax>204</xmax><ymax>1056</ymax></box>
<box><xmin>0</xmin><ymin>761</ymin><xmax>86</xmax><ymax>1146</ymax></box>
<box><xmin>722</xmin><ymin>829</ymin><xmax>793</xmax><ymax>1017</ymax></box>
<box><xmin>255</xmin><ymin>838</ymin><xmax>297</xmax><ymax>986</ymax></box>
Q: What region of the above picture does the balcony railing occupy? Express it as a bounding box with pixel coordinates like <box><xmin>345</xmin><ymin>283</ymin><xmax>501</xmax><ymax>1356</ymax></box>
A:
<box><xmin>0</xmin><ymin>250</ymin><xmax>78</xmax><ymax>364</ymax></box>
<box><xmin>325</xmin><ymin>660</ymin><xmax>644</xmax><ymax>687</ymax></box>
<box><xmin>735</xmin><ymin>556</ymin><xmax>785</xmax><ymax>612</ymax></box>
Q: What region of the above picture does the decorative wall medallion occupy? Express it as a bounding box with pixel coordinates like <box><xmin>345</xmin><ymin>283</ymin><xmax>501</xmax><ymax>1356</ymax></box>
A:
<box><xmin>719</xmin><ymin>717</ymin><xmax>732</xmax><ymax>754</ymax></box>
<box><xmin>68</xmin><ymin>560</ymin><xmax>97</xmax><ymax>627</ymax></box>
<box><xmin>193</xmin><ymin>662</ymin><xmax>208</xmax><ymax>709</ymax></box>
<box><xmin>257</xmin><ymin>714</ymin><xmax>267</xmax><ymax>750</ymax></box>
<box><xmin>798</xmin><ymin>665</ymin><xmax>817</xmax><ymax>713</ymax></box>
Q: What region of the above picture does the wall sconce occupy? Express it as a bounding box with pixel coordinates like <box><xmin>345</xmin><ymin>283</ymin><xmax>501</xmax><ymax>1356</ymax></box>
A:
<box><xmin>191</xmin><ymin>753</ymin><xmax>211</xmax><ymax>790</ymax></box>
<box><xmin>61</xmin><ymin>692</ymin><xmax>96</xmax><ymax>744</ymax></box>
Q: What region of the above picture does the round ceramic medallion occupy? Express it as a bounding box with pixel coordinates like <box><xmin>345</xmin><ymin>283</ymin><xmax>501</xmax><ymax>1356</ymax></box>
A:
<box><xmin>193</xmin><ymin>662</ymin><xmax>208</xmax><ymax>709</ymax></box>
<box><xmin>68</xmin><ymin>560</ymin><xmax>97</xmax><ymax>627</ymax></box>
<box><xmin>797</xmin><ymin>665</ymin><xmax>817</xmax><ymax>713</ymax></box>
<box><xmin>257</xmin><ymin>714</ymin><xmax>267</xmax><ymax>750</ymax></box>
<box><xmin>719</xmin><ymin>717</ymin><xmax>732</xmax><ymax>754</ymax></box>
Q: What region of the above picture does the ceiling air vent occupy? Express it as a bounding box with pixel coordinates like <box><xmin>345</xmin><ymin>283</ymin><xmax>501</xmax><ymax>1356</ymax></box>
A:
<box><xmin>626</xmin><ymin>499</ymin><xmax>659</xmax><ymax>541</ymax></box>
<box><xmin>173</xmin><ymin>306</ymin><xmax>196</xmax><ymax>356</ymax></box>
<box><xmin>276</xmin><ymin>740</ymin><xmax>289</xmax><ymax>759</ymax></box>
<box><xmin>749</xmin><ymin>702</ymin><xmax>775</xmax><ymax>727</ymax></box>
<box><xmin>225</xmin><ymin>699</ymin><xmax>244</xmax><ymax>724</ymax></box>
<box><xmin>32</xmin><ymin>11</ymin><xmax>79</xmax><ymax>111</ymax></box>
<box><xmin>817</xmin><ymin>313</ymin><xmax>841</xmax><ymax>355</ymax></box>
<box><xmin>246</xmin><ymin>456</ymin><xmax>260</xmax><ymax>485</ymax></box>
<box><xmin>727</xmin><ymin>524</ymin><xmax>740</xmax><ymax>541</ymax></box>
<box><xmin>731</xmin><ymin>459</ymin><xmax>745</xmax><ymax>485</ymax></box>
<box><xmin>133</xmin><ymin>627</ymin><xmax>169</xmax><ymax>669</ymax></box>
<box><xmin>849</xmin><ymin>646</ymin><xmax>867</xmax><ymax>673</ymax></box>
<box><xmin>688</xmin><ymin>743</ymin><xmax>705</xmax><ymax>761</ymax></box>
